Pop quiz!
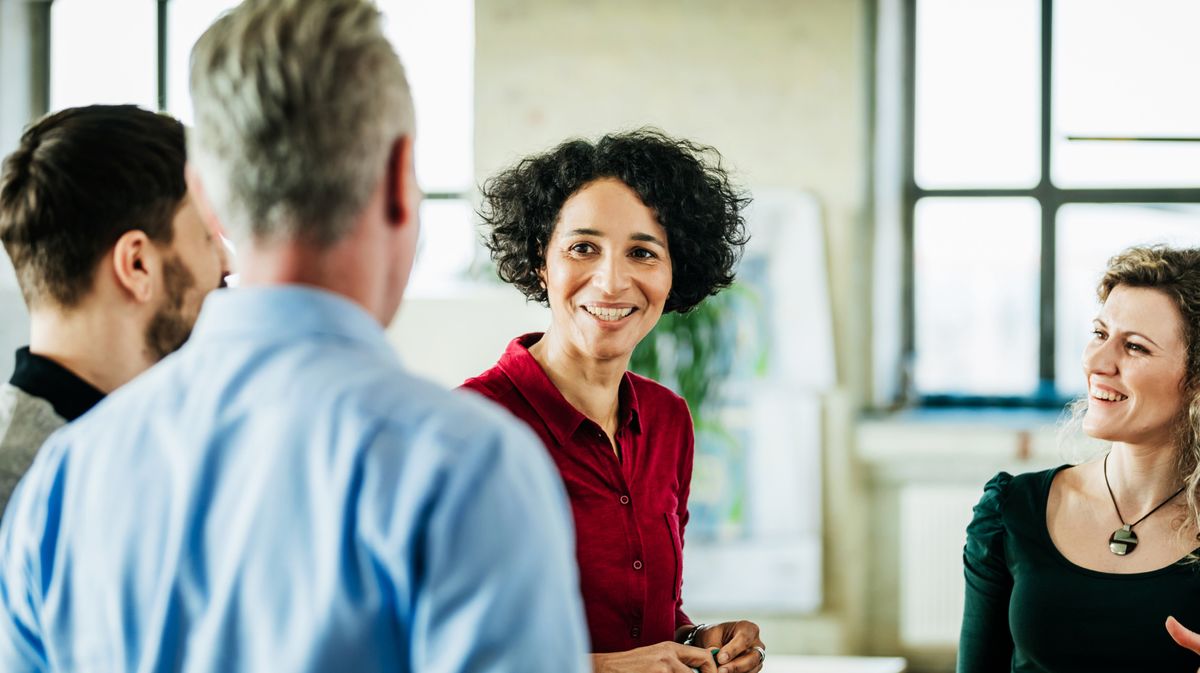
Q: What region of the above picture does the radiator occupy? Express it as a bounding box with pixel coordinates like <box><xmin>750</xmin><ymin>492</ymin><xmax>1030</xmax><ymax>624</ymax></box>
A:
<box><xmin>898</xmin><ymin>485</ymin><xmax>981</xmax><ymax>648</ymax></box>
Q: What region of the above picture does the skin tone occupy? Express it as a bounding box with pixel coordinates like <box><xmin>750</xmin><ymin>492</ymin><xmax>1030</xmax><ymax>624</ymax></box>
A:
<box><xmin>1166</xmin><ymin>616</ymin><xmax>1200</xmax><ymax>669</ymax></box>
<box><xmin>190</xmin><ymin>136</ymin><xmax>420</xmax><ymax>327</ymax></box>
<box><xmin>1046</xmin><ymin>285</ymin><xmax>1196</xmax><ymax>575</ymax></box>
<box><xmin>528</xmin><ymin>178</ymin><xmax>764</xmax><ymax>673</ymax></box>
<box><xmin>27</xmin><ymin>194</ymin><xmax>231</xmax><ymax>393</ymax></box>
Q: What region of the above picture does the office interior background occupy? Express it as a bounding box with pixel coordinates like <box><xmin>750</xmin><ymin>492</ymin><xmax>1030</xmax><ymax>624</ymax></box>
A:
<box><xmin>1</xmin><ymin>1</ymin><xmax>1198</xmax><ymax>671</ymax></box>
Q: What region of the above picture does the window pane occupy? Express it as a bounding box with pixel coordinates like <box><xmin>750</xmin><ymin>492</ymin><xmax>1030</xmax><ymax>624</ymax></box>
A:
<box><xmin>1055</xmin><ymin>204</ymin><xmax>1200</xmax><ymax>395</ymax></box>
<box><xmin>170</xmin><ymin>1</ymin><xmax>474</xmax><ymax>195</ymax></box>
<box><xmin>914</xmin><ymin>0</ymin><xmax>1040</xmax><ymax>189</ymax></box>
<box><xmin>914</xmin><ymin>198</ymin><xmax>1040</xmax><ymax>395</ymax></box>
<box><xmin>1053</xmin><ymin>1</ymin><xmax>1200</xmax><ymax>188</ymax></box>
<box><xmin>166</xmin><ymin>0</ymin><xmax>242</xmax><ymax>125</ymax></box>
<box><xmin>51</xmin><ymin>0</ymin><xmax>156</xmax><ymax>110</ymax></box>
<box><xmin>381</xmin><ymin>0</ymin><xmax>474</xmax><ymax>193</ymax></box>
<box><xmin>407</xmin><ymin>199</ymin><xmax>479</xmax><ymax>296</ymax></box>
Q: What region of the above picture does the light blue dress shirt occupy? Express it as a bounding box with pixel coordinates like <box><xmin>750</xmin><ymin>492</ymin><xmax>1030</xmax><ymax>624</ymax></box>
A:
<box><xmin>0</xmin><ymin>286</ymin><xmax>590</xmax><ymax>672</ymax></box>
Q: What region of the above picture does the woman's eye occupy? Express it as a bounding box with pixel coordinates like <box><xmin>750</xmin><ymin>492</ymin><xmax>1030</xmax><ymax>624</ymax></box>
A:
<box><xmin>630</xmin><ymin>248</ymin><xmax>656</xmax><ymax>260</ymax></box>
<box><xmin>1092</xmin><ymin>329</ymin><xmax>1106</xmax><ymax>340</ymax></box>
<box><xmin>1126</xmin><ymin>342</ymin><xmax>1146</xmax><ymax>353</ymax></box>
<box><xmin>569</xmin><ymin>242</ymin><xmax>594</xmax><ymax>254</ymax></box>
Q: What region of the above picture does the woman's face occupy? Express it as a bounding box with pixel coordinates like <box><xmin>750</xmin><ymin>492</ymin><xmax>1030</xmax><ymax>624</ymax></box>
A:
<box><xmin>540</xmin><ymin>178</ymin><xmax>673</xmax><ymax>364</ymax></box>
<box><xmin>1082</xmin><ymin>284</ymin><xmax>1189</xmax><ymax>449</ymax></box>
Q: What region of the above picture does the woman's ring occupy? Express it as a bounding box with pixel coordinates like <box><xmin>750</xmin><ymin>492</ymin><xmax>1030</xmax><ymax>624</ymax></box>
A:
<box><xmin>753</xmin><ymin>646</ymin><xmax>766</xmax><ymax>663</ymax></box>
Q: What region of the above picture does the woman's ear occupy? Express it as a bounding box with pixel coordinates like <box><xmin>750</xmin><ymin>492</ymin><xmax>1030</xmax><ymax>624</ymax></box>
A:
<box><xmin>110</xmin><ymin>230</ymin><xmax>159</xmax><ymax>304</ymax></box>
<box><xmin>535</xmin><ymin>244</ymin><xmax>548</xmax><ymax>289</ymax></box>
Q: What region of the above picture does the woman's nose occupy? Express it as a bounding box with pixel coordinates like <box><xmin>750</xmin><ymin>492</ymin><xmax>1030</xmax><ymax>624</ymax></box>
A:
<box><xmin>1082</xmin><ymin>338</ymin><xmax>1118</xmax><ymax>376</ymax></box>
<box><xmin>592</xmin><ymin>255</ymin><xmax>630</xmax><ymax>294</ymax></box>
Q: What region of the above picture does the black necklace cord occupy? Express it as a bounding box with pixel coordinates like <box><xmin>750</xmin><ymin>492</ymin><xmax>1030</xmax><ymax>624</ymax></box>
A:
<box><xmin>1103</xmin><ymin>452</ymin><xmax>1187</xmax><ymax>529</ymax></box>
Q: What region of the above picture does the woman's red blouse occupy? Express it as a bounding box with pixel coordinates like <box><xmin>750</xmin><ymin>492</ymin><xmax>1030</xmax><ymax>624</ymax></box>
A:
<box><xmin>461</xmin><ymin>333</ymin><xmax>694</xmax><ymax>653</ymax></box>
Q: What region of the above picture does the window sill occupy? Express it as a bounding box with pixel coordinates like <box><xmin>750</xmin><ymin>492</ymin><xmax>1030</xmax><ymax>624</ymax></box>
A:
<box><xmin>856</xmin><ymin>407</ymin><xmax>1068</xmax><ymax>484</ymax></box>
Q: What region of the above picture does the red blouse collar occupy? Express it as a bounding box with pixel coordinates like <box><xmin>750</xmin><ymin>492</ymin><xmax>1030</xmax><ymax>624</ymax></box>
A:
<box><xmin>497</xmin><ymin>333</ymin><xmax>643</xmax><ymax>445</ymax></box>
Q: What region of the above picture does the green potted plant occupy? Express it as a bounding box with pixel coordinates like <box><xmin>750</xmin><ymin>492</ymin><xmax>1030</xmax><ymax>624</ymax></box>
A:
<box><xmin>629</xmin><ymin>284</ymin><xmax>763</xmax><ymax>539</ymax></box>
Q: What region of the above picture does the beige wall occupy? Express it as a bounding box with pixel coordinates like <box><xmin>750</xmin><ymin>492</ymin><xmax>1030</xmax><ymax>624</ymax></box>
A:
<box><xmin>473</xmin><ymin>0</ymin><xmax>874</xmax><ymax>654</ymax></box>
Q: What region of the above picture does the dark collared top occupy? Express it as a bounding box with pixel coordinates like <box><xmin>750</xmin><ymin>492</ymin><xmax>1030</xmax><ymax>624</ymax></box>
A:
<box><xmin>9</xmin><ymin>346</ymin><xmax>104</xmax><ymax>422</ymax></box>
<box><xmin>462</xmin><ymin>333</ymin><xmax>694</xmax><ymax>653</ymax></box>
<box><xmin>0</xmin><ymin>347</ymin><xmax>105</xmax><ymax>510</ymax></box>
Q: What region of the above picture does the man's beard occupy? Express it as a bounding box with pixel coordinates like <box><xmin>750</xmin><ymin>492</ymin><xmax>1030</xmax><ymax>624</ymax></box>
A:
<box><xmin>145</xmin><ymin>253</ymin><xmax>199</xmax><ymax>361</ymax></box>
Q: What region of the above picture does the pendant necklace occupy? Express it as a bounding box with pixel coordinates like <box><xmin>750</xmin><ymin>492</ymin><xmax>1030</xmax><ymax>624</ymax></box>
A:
<box><xmin>1103</xmin><ymin>452</ymin><xmax>1186</xmax><ymax>556</ymax></box>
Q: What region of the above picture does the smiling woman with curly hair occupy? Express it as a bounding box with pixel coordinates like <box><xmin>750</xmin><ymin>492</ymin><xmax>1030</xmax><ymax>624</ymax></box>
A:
<box><xmin>481</xmin><ymin>128</ymin><xmax>748</xmax><ymax>314</ymax></box>
<box><xmin>461</xmin><ymin>129</ymin><xmax>767</xmax><ymax>673</ymax></box>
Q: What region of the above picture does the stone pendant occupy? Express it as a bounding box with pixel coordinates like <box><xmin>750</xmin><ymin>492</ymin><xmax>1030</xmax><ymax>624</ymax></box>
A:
<box><xmin>1109</xmin><ymin>524</ymin><xmax>1138</xmax><ymax>556</ymax></box>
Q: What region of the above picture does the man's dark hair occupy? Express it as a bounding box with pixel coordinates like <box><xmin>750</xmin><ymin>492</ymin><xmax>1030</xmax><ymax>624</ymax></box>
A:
<box><xmin>479</xmin><ymin>128</ymin><xmax>751</xmax><ymax>314</ymax></box>
<box><xmin>0</xmin><ymin>105</ymin><xmax>186</xmax><ymax>307</ymax></box>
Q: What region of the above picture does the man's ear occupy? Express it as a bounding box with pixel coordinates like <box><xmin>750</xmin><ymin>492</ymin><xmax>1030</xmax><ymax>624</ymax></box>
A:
<box><xmin>110</xmin><ymin>230</ymin><xmax>159</xmax><ymax>304</ymax></box>
<box><xmin>385</xmin><ymin>135</ymin><xmax>417</xmax><ymax>228</ymax></box>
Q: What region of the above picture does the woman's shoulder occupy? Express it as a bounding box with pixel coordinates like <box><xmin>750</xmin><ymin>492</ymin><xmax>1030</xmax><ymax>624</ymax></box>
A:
<box><xmin>459</xmin><ymin>333</ymin><xmax>543</xmax><ymax>399</ymax></box>
<box><xmin>966</xmin><ymin>466</ymin><xmax>1066</xmax><ymax>548</ymax></box>
<box><xmin>973</xmin><ymin>466</ymin><xmax>1064</xmax><ymax>515</ymax></box>
<box><xmin>459</xmin><ymin>362</ymin><xmax>514</xmax><ymax>402</ymax></box>
<box><xmin>971</xmin><ymin>471</ymin><xmax>1015</xmax><ymax>525</ymax></box>
<box><xmin>625</xmin><ymin>371</ymin><xmax>685</xmax><ymax>405</ymax></box>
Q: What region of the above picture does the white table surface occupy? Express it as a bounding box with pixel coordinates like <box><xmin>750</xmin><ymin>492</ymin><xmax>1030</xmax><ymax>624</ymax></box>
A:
<box><xmin>763</xmin><ymin>655</ymin><xmax>907</xmax><ymax>673</ymax></box>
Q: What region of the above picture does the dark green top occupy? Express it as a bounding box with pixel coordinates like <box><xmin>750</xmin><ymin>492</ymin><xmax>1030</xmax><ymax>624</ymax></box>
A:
<box><xmin>958</xmin><ymin>466</ymin><xmax>1200</xmax><ymax>673</ymax></box>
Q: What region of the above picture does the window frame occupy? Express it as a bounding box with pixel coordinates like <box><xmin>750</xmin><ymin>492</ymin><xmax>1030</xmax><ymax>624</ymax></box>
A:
<box><xmin>900</xmin><ymin>0</ymin><xmax>1200</xmax><ymax>408</ymax></box>
<box><xmin>35</xmin><ymin>0</ymin><xmax>473</xmax><ymax>206</ymax></box>
<box><xmin>39</xmin><ymin>0</ymin><xmax>476</xmax><ymax>293</ymax></box>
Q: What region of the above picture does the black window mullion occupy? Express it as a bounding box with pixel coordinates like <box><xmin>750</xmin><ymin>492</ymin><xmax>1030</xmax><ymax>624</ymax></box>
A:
<box><xmin>900</xmin><ymin>0</ymin><xmax>918</xmax><ymax>404</ymax></box>
<box><xmin>157</xmin><ymin>0</ymin><xmax>168</xmax><ymax>111</ymax></box>
<box><xmin>916</xmin><ymin>187</ymin><xmax>1200</xmax><ymax>202</ymax></box>
<box><xmin>32</xmin><ymin>0</ymin><xmax>53</xmax><ymax>118</ymax></box>
<box><xmin>1036</xmin><ymin>0</ymin><xmax>1055</xmax><ymax>394</ymax></box>
<box><xmin>1056</xmin><ymin>188</ymin><xmax>1200</xmax><ymax>203</ymax></box>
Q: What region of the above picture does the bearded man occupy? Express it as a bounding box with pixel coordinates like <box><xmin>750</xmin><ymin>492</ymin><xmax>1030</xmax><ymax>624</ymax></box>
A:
<box><xmin>0</xmin><ymin>104</ymin><xmax>230</xmax><ymax>509</ymax></box>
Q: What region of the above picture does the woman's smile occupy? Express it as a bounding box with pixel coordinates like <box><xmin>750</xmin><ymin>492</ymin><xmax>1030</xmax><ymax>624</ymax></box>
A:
<box><xmin>581</xmin><ymin>304</ymin><xmax>638</xmax><ymax>322</ymax></box>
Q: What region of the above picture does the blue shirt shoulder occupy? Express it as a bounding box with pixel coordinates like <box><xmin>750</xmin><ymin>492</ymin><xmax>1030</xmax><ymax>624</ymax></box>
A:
<box><xmin>0</xmin><ymin>287</ymin><xmax>589</xmax><ymax>673</ymax></box>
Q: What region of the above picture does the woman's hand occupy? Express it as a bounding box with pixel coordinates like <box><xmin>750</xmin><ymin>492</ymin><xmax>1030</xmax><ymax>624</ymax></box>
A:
<box><xmin>1166</xmin><ymin>615</ymin><xmax>1200</xmax><ymax>671</ymax></box>
<box><xmin>693</xmin><ymin>621</ymin><xmax>766</xmax><ymax>673</ymax></box>
<box><xmin>591</xmin><ymin>642</ymin><xmax>719</xmax><ymax>673</ymax></box>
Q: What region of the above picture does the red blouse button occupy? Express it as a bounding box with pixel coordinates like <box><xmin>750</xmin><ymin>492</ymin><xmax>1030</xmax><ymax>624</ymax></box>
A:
<box><xmin>620</xmin><ymin>495</ymin><xmax>630</xmax><ymax>505</ymax></box>
<box><xmin>633</xmin><ymin>560</ymin><xmax>643</xmax><ymax>570</ymax></box>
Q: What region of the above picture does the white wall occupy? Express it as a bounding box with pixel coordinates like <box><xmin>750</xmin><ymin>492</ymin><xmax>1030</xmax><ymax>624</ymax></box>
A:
<box><xmin>387</xmin><ymin>290</ymin><xmax>550</xmax><ymax>388</ymax></box>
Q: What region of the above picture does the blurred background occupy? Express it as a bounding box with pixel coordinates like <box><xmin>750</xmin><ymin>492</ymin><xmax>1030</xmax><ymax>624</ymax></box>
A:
<box><xmin>2</xmin><ymin>1</ymin><xmax>1199</xmax><ymax>670</ymax></box>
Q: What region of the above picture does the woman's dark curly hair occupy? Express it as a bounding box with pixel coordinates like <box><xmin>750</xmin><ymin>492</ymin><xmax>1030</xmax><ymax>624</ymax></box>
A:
<box><xmin>479</xmin><ymin>128</ymin><xmax>750</xmax><ymax>313</ymax></box>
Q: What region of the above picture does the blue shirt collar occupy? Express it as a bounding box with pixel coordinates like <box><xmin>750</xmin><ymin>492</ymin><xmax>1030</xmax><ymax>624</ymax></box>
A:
<box><xmin>190</xmin><ymin>285</ymin><xmax>396</xmax><ymax>360</ymax></box>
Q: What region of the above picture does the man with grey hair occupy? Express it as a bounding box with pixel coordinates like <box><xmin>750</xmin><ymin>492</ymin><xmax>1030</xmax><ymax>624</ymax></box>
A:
<box><xmin>0</xmin><ymin>1</ymin><xmax>589</xmax><ymax>671</ymax></box>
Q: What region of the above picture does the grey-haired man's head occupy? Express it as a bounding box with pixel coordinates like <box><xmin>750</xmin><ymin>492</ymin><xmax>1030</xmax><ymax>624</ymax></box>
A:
<box><xmin>188</xmin><ymin>0</ymin><xmax>415</xmax><ymax>247</ymax></box>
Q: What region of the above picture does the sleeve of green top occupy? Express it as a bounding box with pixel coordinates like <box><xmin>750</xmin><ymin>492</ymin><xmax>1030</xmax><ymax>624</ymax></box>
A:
<box><xmin>957</xmin><ymin>472</ymin><xmax>1015</xmax><ymax>673</ymax></box>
